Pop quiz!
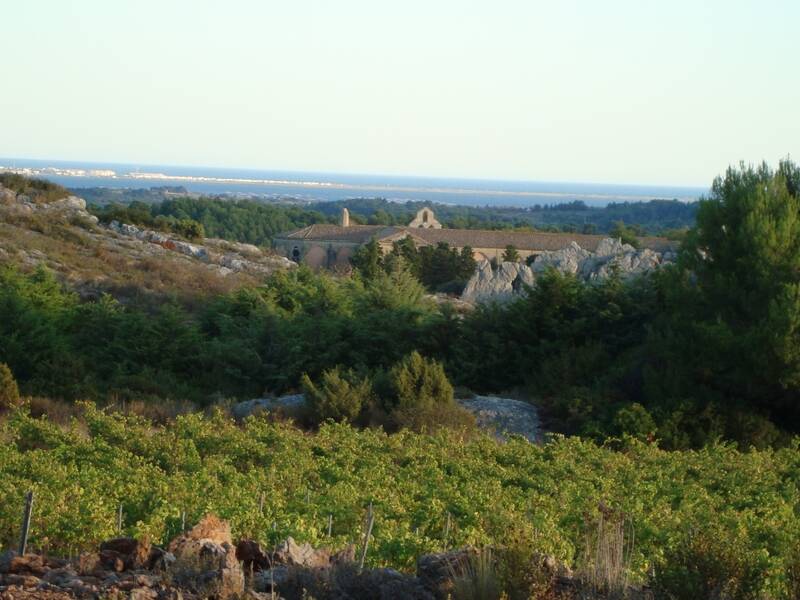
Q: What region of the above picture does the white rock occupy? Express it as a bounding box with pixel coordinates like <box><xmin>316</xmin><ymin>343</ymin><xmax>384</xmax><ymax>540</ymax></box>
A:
<box><xmin>461</xmin><ymin>261</ymin><xmax>534</xmax><ymax>303</ymax></box>
<box><xmin>463</xmin><ymin>237</ymin><xmax>674</xmax><ymax>303</ymax></box>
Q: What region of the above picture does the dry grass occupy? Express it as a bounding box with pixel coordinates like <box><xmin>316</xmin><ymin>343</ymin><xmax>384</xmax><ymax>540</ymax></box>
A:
<box><xmin>448</xmin><ymin>548</ymin><xmax>503</xmax><ymax>600</ymax></box>
<box><xmin>0</xmin><ymin>217</ymin><xmax>256</xmax><ymax>309</ymax></box>
<box><xmin>577</xmin><ymin>504</ymin><xmax>634</xmax><ymax>600</ymax></box>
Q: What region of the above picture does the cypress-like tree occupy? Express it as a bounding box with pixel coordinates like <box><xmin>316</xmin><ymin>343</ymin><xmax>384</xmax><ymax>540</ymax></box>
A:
<box><xmin>0</xmin><ymin>363</ymin><xmax>20</xmax><ymax>410</ymax></box>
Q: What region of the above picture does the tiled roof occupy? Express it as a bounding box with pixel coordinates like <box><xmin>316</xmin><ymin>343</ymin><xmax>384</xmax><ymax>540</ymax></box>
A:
<box><xmin>408</xmin><ymin>228</ymin><xmax>675</xmax><ymax>252</ymax></box>
<box><xmin>279</xmin><ymin>224</ymin><xmax>391</xmax><ymax>244</ymax></box>
<box><xmin>276</xmin><ymin>224</ymin><xmax>676</xmax><ymax>253</ymax></box>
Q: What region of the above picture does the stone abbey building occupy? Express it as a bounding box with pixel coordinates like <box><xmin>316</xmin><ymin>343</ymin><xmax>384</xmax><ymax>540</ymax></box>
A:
<box><xmin>273</xmin><ymin>207</ymin><xmax>674</xmax><ymax>269</ymax></box>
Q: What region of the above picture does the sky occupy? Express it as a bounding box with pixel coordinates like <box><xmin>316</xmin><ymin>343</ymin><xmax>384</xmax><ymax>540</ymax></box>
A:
<box><xmin>2</xmin><ymin>0</ymin><xmax>798</xmax><ymax>187</ymax></box>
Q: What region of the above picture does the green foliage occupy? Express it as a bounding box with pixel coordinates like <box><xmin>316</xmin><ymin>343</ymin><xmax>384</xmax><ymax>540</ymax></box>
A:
<box><xmin>653</xmin><ymin>525</ymin><xmax>771</xmax><ymax>600</ymax></box>
<box><xmin>91</xmin><ymin>197</ymin><xmax>331</xmax><ymax>245</ymax></box>
<box><xmin>0</xmin><ymin>408</ymin><xmax>799</xmax><ymax>597</ymax></box>
<box><xmin>609</xmin><ymin>220</ymin><xmax>641</xmax><ymax>248</ymax></box>
<box><xmin>91</xmin><ymin>201</ymin><xmax>207</xmax><ymax>240</ymax></box>
<box><xmin>416</xmin><ymin>243</ymin><xmax>476</xmax><ymax>292</ymax></box>
<box><xmin>387</xmin><ymin>351</ymin><xmax>454</xmax><ymax>412</ymax></box>
<box><xmin>501</xmin><ymin>245</ymin><xmax>519</xmax><ymax>262</ymax></box>
<box><xmin>644</xmin><ymin>160</ymin><xmax>800</xmax><ymax>445</ymax></box>
<box><xmin>307</xmin><ymin>197</ymin><xmax>698</xmax><ymax>235</ymax></box>
<box><xmin>382</xmin><ymin>351</ymin><xmax>474</xmax><ymax>432</ymax></box>
<box><xmin>353</xmin><ymin>238</ymin><xmax>476</xmax><ymax>294</ymax></box>
<box><xmin>6</xmin><ymin>161</ymin><xmax>800</xmax><ymax>449</ymax></box>
<box><xmin>302</xmin><ymin>367</ymin><xmax>372</xmax><ymax>424</ymax></box>
<box><xmin>171</xmin><ymin>218</ymin><xmax>205</xmax><ymax>240</ymax></box>
<box><xmin>0</xmin><ymin>363</ymin><xmax>20</xmax><ymax>410</ymax></box>
<box><xmin>0</xmin><ymin>173</ymin><xmax>69</xmax><ymax>203</ymax></box>
<box><xmin>350</xmin><ymin>238</ymin><xmax>383</xmax><ymax>280</ymax></box>
<box><xmin>612</xmin><ymin>403</ymin><xmax>656</xmax><ymax>441</ymax></box>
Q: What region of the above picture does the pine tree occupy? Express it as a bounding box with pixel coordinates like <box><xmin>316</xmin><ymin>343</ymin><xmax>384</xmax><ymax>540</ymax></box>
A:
<box><xmin>502</xmin><ymin>245</ymin><xmax>520</xmax><ymax>262</ymax></box>
<box><xmin>0</xmin><ymin>363</ymin><xmax>20</xmax><ymax>411</ymax></box>
<box><xmin>677</xmin><ymin>160</ymin><xmax>800</xmax><ymax>418</ymax></box>
<box><xmin>350</xmin><ymin>238</ymin><xmax>383</xmax><ymax>279</ymax></box>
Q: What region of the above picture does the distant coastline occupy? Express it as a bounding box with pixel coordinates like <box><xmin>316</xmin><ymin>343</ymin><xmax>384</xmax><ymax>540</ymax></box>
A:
<box><xmin>0</xmin><ymin>158</ymin><xmax>707</xmax><ymax>207</ymax></box>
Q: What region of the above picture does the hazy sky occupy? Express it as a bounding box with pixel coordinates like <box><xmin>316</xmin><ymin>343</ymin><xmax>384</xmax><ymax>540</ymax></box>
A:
<box><xmin>2</xmin><ymin>0</ymin><xmax>798</xmax><ymax>186</ymax></box>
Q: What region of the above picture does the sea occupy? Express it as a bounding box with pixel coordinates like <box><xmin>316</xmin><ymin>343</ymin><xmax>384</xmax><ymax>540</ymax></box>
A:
<box><xmin>0</xmin><ymin>158</ymin><xmax>707</xmax><ymax>208</ymax></box>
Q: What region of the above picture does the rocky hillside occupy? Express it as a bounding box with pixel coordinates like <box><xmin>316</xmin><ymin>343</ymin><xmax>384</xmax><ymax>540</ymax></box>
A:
<box><xmin>0</xmin><ymin>514</ymin><xmax>647</xmax><ymax>600</ymax></box>
<box><xmin>462</xmin><ymin>238</ymin><xmax>676</xmax><ymax>303</ymax></box>
<box><xmin>0</xmin><ymin>184</ymin><xmax>294</xmax><ymax>302</ymax></box>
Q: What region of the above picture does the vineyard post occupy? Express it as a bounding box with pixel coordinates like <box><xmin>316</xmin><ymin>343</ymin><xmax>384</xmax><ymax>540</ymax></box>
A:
<box><xmin>259</xmin><ymin>492</ymin><xmax>265</xmax><ymax>516</ymax></box>
<box><xmin>358</xmin><ymin>501</ymin><xmax>374</xmax><ymax>570</ymax></box>
<box><xmin>443</xmin><ymin>512</ymin><xmax>451</xmax><ymax>550</ymax></box>
<box><xmin>117</xmin><ymin>503</ymin><xmax>123</xmax><ymax>535</ymax></box>
<box><xmin>181</xmin><ymin>510</ymin><xmax>186</xmax><ymax>533</ymax></box>
<box><xmin>327</xmin><ymin>514</ymin><xmax>333</xmax><ymax>538</ymax></box>
<box><xmin>18</xmin><ymin>491</ymin><xmax>34</xmax><ymax>555</ymax></box>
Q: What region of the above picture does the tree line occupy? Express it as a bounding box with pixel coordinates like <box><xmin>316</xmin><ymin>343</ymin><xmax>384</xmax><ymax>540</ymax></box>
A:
<box><xmin>2</xmin><ymin>161</ymin><xmax>799</xmax><ymax>449</ymax></box>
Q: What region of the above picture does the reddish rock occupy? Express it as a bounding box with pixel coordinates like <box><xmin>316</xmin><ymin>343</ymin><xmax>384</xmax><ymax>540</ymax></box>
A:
<box><xmin>217</xmin><ymin>543</ymin><xmax>245</xmax><ymax>600</ymax></box>
<box><xmin>273</xmin><ymin>537</ymin><xmax>330</xmax><ymax>568</ymax></box>
<box><xmin>76</xmin><ymin>552</ymin><xmax>102</xmax><ymax>576</ymax></box>
<box><xmin>331</xmin><ymin>543</ymin><xmax>356</xmax><ymax>565</ymax></box>
<box><xmin>4</xmin><ymin>573</ymin><xmax>43</xmax><ymax>587</ymax></box>
<box><xmin>236</xmin><ymin>539</ymin><xmax>269</xmax><ymax>572</ymax></box>
<box><xmin>99</xmin><ymin>549</ymin><xmax>127</xmax><ymax>572</ymax></box>
<box><xmin>8</xmin><ymin>554</ymin><xmax>47</xmax><ymax>576</ymax></box>
<box><xmin>99</xmin><ymin>537</ymin><xmax>152</xmax><ymax>571</ymax></box>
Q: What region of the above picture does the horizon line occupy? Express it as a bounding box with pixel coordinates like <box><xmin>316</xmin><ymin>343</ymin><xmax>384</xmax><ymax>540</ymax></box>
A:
<box><xmin>0</xmin><ymin>155</ymin><xmax>711</xmax><ymax>192</ymax></box>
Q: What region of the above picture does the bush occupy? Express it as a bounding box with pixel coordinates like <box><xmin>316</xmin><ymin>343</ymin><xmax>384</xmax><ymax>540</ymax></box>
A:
<box><xmin>501</xmin><ymin>245</ymin><xmax>519</xmax><ymax>262</ymax></box>
<box><xmin>387</xmin><ymin>351</ymin><xmax>454</xmax><ymax>412</ymax></box>
<box><xmin>302</xmin><ymin>367</ymin><xmax>372</xmax><ymax>424</ymax></box>
<box><xmin>0</xmin><ymin>363</ymin><xmax>20</xmax><ymax>410</ymax></box>
<box><xmin>653</xmin><ymin>526</ymin><xmax>770</xmax><ymax>600</ymax></box>
<box><xmin>384</xmin><ymin>352</ymin><xmax>474</xmax><ymax>432</ymax></box>
<box><xmin>612</xmin><ymin>403</ymin><xmax>656</xmax><ymax>441</ymax></box>
<box><xmin>392</xmin><ymin>401</ymin><xmax>476</xmax><ymax>434</ymax></box>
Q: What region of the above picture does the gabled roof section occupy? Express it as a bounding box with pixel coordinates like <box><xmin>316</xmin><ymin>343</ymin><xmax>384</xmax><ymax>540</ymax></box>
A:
<box><xmin>401</xmin><ymin>227</ymin><xmax>675</xmax><ymax>252</ymax></box>
<box><xmin>277</xmin><ymin>224</ymin><xmax>391</xmax><ymax>244</ymax></box>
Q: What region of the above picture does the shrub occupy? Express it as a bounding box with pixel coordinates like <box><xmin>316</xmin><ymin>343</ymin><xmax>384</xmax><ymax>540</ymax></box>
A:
<box><xmin>449</xmin><ymin>548</ymin><xmax>501</xmax><ymax>600</ymax></box>
<box><xmin>501</xmin><ymin>245</ymin><xmax>519</xmax><ymax>262</ymax></box>
<box><xmin>612</xmin><ymin>403</ymin><xmax>656</xmax><ymax>441</ymax></box>
<box><xmin>173</xmin><ymin>218</ymin><xmax>205</xmax><ymax>241</ymax></box>
<box><xmin>0</xmin><ymin>363</ymin><xmax>20</xmax><ymax>410</ymax></box>
<box><xmin>302</xmin><ymin>367</ymin><xmax>372</xmax><ymax>424</ymax></box>
<box><xmin>653</xmin><ymin>525</ymin><xmax>770</xmax><ymax>600</ymax></box>
<box><xmin>387</xmin><ymin>351</ymin><xmax>454</xmax><ymax>412</ymax></box>
<box><xmin>392</xmin><ymin>401</ymin><xmax>476</xmax><ymax>434</ymax></box>
<box><xmin>384</xmin><ymin>352</ymin><xmax>475</xmax><ymax>433</ymax></box>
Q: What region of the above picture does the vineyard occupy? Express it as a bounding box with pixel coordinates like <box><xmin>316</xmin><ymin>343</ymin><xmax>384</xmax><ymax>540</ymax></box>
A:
<box><xmin>1</xmin><ymin>405</ymin><xmax>799</xmax><ymax>597</ymax></box>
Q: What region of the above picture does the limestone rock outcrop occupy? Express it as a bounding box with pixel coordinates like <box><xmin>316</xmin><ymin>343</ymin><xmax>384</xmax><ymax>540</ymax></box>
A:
<box><xmin>458</xmin><ymin>396</ymin><xmax>540</xmax><ymax>442</ymax></box>
<box><xmin>230</xmin><ymin>394</ymin><xmax>306</xmax><ymax>420</ymax></box>
<box><xmin>461</xmin><ymin>260</ymin><xmax>535</xmax><ymax>303</ymax></box>
<box><xmin>108</xmin><ymin>220</ymin><xmax>295</xmax><ymax>275</ymax></box>
<box><xmin>462</xmin><ymin>237</ymin><xmax>675</xmax><ymax>303</ymax></box>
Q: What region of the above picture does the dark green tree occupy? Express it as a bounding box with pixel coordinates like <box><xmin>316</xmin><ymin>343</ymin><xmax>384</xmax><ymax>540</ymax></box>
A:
<box><xmin>302</xmin><ymin>366</ymin><xmax>372</xmax><ymax>423</ymax></box>
<box><xmin>610</xmin><ymin>220</ymin><xmax>641</xmax><ymax>248</ymax></box>
<box><xmin>350</xmin><ymin>238</ymin><xmax>383</xmax><ymax>279</ymax></box>
<box><xmin>0</xmin><ymin>363</ymin><xmax>20</xmax><ymax>410</ymax></box>
<box><xmin>502</xmin><ymin>245</ymin><xmax>520</xmax><ymax>262</ymax></box>
<box><xmin>676</xmin><ymin>161</ymin><xmax>800</xmax><ymax>417</ymax></box>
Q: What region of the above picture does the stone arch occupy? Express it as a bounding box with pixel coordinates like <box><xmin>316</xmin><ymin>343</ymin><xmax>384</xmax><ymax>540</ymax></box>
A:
<box><xmin>303</xmin><ymin>245</ymin><xmax>327</xmax><ymax>269</ymax></box>
<box><xmin>335</xmin><ymin>246</ymin><xmax>354</xmax><ymax>267</ymax></box>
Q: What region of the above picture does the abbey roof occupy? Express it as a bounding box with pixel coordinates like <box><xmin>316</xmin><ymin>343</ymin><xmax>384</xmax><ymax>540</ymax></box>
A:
<box><xmin>276</xmin><ymin>223</ymin><xmax>675</xmax><ymax>253</ymax></box>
